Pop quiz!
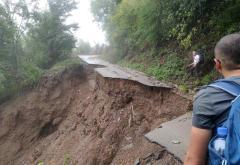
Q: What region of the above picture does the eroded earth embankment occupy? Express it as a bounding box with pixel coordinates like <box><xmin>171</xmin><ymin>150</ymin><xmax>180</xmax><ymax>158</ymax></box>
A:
<box><xmin>0</xmin><ymin>64</ymin><xmax>191</xmax><ymax>165</ymax></box>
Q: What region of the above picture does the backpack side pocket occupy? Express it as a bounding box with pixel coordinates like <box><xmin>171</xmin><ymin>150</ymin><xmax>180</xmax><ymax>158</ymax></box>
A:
<box><xmin>208</xmin><ymin>135</ymin><xmax>227</xmax><ymax>165</ymax></box>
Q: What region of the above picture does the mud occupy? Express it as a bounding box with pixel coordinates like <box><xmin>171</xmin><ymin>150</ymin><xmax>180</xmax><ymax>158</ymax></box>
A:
<box><xmin>0</xmin><ymin>64</ymin><xmax>191</xmax><ymax>165</ymax></box>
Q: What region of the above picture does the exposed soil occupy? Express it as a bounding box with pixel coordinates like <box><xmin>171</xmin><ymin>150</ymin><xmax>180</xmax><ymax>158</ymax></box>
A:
<box><xmin>0</xmin><ymin>64</ymin><xmax>191</xmax><ymax>165</ymax></box>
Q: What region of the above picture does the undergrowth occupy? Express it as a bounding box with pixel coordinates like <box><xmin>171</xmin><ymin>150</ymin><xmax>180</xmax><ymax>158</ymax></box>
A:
<box><xmin>0</xmin><ymin>56</ymin><xmax>82</xmax><ymax>103</ymax></box>
<box><xmin>119</xmin><ymin>50</ymin><xmax>185</xmax><ymax>81</ymax></box>
<box><xmin>49</xmin><ymin>57</ymin><xmax>82</xmax><ymax>73</ymax></box>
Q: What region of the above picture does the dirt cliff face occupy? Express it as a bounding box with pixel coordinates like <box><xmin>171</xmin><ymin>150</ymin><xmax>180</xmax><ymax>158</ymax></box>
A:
<box><xmin>0</xmin><ymin>65</ymin><xmax>191</xmax><ymax>165</ymax></box>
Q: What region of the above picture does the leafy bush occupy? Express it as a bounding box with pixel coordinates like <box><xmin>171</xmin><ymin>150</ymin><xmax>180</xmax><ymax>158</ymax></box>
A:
<box><xmin>120</xmin><ymin>51</ymin><xmax>185</xmax><ymax>82</ymax></box>
<box><xmin>146</xmin><ymin>53</ymin><xmax>185</xmax><ymax>81</ymax></box>
<box><xmin>49</xmin><ymin>57</ymin><xmax>82</xmax><ymax>73</ymax></box>
<box><xmin>0</xmin><ymin>63</ymin><xmax>43</xmax><ymax>103</ymax></box>
<box><xmin>21</xmin><ymin>64</ymin><xmax>43</xmax><ymax>86</ymax></box>
<box><xmin>0</xmin><ymin>73</ymin><xmax>17</xmax><ymax>103</ymax></box>
<box><xmin>200</xmin><ymin>70</ymin><xmax>219</xmax><ymax>85</ymax></box>
<box><xmin>179</xmin><ymin>84</ymin><xmax>189</xmax><ymax>93</ymax></box>
<box><xmin>0</xmin><ymin>72</ymin><xmax>6</xmax><ymax>93</ymax></box>
<box><xmin>0</xmin><ymin>57</ymin><xmax>81</xmax><ymax>103</ymax></box>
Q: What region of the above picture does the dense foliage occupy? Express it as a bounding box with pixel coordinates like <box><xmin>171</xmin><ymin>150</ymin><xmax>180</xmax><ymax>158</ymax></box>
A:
<box><xmin>91</xmin><ymin>0</ymin><xmax>240</xmax><ymax>86</ymax></box>
<box><xmin>0</xmin><ymin>0</ymin><xmax>78</xmax><ymax>102</ymax></box>
<box><xmin>26</xmin><ymin>0</ymin><xmax>78</xmax><ymax>68</ymax></box>
<box><xmin>92</xmin><ymin>0</ymin><xmax>240</xmax><ymax>52</ymax></box>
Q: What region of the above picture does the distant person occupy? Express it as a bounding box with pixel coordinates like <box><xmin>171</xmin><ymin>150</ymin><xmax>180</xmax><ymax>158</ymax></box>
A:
<box><xmin>187</xmin><ymin>51</ymin><xmax>204</xmax><ymax>77</ymax></box>
<box><xmin>184</xmin><ymin>33</ymin><xmax>240</xmax><ymax>165</ymax></box>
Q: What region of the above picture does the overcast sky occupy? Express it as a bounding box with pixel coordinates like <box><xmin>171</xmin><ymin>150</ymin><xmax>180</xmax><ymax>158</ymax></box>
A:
<box><xmin>68</xmin><ymin>0</ymin><xmax>107</xmax><ymax>46</ymax></box>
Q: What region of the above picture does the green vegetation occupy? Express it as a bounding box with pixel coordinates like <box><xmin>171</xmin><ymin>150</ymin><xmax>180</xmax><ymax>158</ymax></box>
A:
<box><xmin>49</xmin><ymin>57</ymin><xmax>82</xmax><ymax>73</ymax></box>
<box><xmin>73</xmin><ymin>40</ymin><xmax>92</xmax><ymax>55</ymax></box>
<box><xmin>91</xmin><ymin>0</ymin><xmax>240</xmax><ymax>88</ymax></box>
<box><xmin>37</xmin><ymin>161</ymin><xmax>44</xmax><ymax>165</ymax></box>
<box><xmin>0</xmin><ymin>0</ymin><xmax>80</xmax><ymax>103</ymax></box>
<box><xmin>119</xmin><ymin>50</ymin><xmax>185</xmax><ymax>82</ymax></box>
<box><xmin>64</xmin><ymin>153</ymin><xmax>72</xmax><ymax>165</ymax></box>
<box><xmin>72</xmin><ymin>39</ymin><xmax>106</xmax><ymax>56</ymax></box>
<box><xmin>179</xmin><ymin>84</ymin><xmax>189</xmax><ymax>93</ymax></box>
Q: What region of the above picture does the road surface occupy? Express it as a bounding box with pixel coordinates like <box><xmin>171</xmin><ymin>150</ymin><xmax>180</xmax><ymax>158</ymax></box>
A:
<box><xmin>79</xmin><ymin>55</ymin><xmax>172</xmax><ymax>88</ymax></box>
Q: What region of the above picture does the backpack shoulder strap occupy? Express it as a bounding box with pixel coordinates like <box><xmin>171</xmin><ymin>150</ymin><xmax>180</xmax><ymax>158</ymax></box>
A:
<box><xmin>208</xmin><ymin>80</ymin><xmax>240</xmax><ymax>97</ymax></box>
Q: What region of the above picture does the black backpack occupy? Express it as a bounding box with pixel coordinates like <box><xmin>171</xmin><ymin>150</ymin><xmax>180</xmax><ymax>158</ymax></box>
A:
<box><xmin>197</xmin><ymin>50</ymin><xmax>205</xmax><ymax>65</ymax></box>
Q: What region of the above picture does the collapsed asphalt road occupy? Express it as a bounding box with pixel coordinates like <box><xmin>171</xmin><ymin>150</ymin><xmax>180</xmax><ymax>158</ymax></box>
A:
<box><xmin>0</xmin><ymin>56</ymin><xmax>192</xmax><ymax>164</ymax></box>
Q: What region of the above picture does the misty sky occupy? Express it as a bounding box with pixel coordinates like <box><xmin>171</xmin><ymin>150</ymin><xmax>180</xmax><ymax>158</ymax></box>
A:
<box><xmin>68</xmin><ymin>0</ymin><xmax>107</xmax><ymax>46</ymax></box>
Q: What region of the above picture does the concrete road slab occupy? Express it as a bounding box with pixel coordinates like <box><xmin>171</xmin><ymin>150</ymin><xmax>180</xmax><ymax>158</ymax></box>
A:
<box><xmin>79</xmin><ymin>55</ymin><xmax>172</xmax><ymax>89</ymax></box>
<box><xmin>145</xmin><ymin>113</ymin><xmax>192</xmax><ymax>161</ymax></box>
<box><xmin>96</xmin><ymin>67</ymin><xmax>171</xmax><ymax>88</ymax></box>
<box><xmin>79</xmin><ymin>55</ymin><xmax>111</xmax><ymax>66</ymax></box>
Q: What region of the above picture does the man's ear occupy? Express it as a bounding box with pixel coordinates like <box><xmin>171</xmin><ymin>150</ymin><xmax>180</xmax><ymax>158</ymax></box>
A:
<box><xmin>215</xmin><ymin>59</ymin><xmax>222</xmax><ymax>73</ymax></box>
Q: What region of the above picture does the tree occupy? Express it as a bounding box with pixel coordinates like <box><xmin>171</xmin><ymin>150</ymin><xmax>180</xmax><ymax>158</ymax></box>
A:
<box><xmin>0</xmin><ymin>0</ymin><xmax>31</xmax><ymax>101</ymax></box>
<box><xmin>73</xmin><ymin>40</ymin><xmax>92</xmax><ymax>55</ymax></box>
<box><xmin>0</xmin><ymin>0</ymin><xmax>29</xmax><ymax>74</ymax></box>
<box><xmin>92</xmin><ymin>0</ymin><xmax>240</xmax><ymax>57</ymax></box>
<box><xmin>27</xmin><ymin>0</ymin><xmax>78</xmax><ymax>68</ymax></box>
<box><xmin>0</xmin><ymin>0</ymin><xmax>81</xmax><ymax>102</ymax></box>
<box><xmin>91</xmin><ymin>0</ymin><xmax>120</xmax><ymax>28</ymax></box>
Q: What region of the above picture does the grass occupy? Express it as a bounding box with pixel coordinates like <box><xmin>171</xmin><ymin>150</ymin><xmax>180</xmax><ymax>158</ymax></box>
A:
<box><xmin>119</xmin><ymin>51</ymin><xmax>185</xmax><ymax>82</ymax></box>
<box><xmin>199</xmin><ymin>70</ymin><xmax>219</xmax><ymax>85</ymax></box>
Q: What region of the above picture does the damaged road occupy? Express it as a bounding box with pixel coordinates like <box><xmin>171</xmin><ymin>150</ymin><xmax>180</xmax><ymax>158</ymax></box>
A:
<box><xmin>0</xmin><ymin>56</ymin><xmax>192</xmax><ymax>165</ymax></box>
<box><xmin>79</xmin><ymin>55</ymin><xmax>193</xmax><ymax>164</ymax></box>
<box><xmin>79</xmin><ymin>55</ymin><xmax>172</xmax><ymax>88</ymax></box>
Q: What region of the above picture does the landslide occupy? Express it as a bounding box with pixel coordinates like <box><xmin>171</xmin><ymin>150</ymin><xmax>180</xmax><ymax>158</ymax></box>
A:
<box><xmin>0</xmin><ymin>64</ymin><xmax>191</xmax><ymax>165</ymax></box>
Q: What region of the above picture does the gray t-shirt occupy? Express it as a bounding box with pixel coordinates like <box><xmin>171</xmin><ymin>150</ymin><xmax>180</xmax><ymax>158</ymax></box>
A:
<box><xmin>192</xmin><ymin>77</ymin><xmax>240</xmax><ymax>129</ymax></box>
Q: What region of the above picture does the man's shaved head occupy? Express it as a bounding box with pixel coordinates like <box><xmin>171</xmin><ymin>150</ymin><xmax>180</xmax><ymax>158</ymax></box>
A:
<box><xmin>215</xmin><ymin>33</ymin><xmax>240</xmax><ymax>70</ymax></box>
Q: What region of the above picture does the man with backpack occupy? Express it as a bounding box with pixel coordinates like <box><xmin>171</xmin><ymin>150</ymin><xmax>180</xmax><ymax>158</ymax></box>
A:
<box><xmin>184</xmin><ymin>33</ymin><xmax>240</xmax><ymax>165</ymax></box>
<box><xmin>187</xmin><ymin>51</ymin><xmax>204</xmax><ymax>77</ymax></box>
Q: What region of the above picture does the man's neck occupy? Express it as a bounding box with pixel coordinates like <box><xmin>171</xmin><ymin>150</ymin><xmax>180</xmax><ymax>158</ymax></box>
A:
<box><xmin>223</xmin><ymin>69</ymin><xmax>240</xmax><ymax>78</ymax></box>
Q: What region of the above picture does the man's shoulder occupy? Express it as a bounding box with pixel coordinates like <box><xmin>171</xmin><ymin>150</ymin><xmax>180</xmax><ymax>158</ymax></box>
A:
<box><xmin>192</xmin><ymin>85</ymin><xmax>224</xmax><ymax>129</ymax></box>
<box><xmin>194</xmin><ymin>85</ymin><xmax>222</xmax><ymax>102</ymax></box>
